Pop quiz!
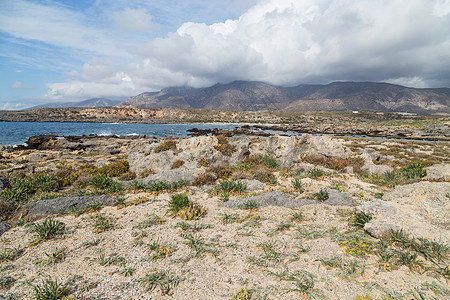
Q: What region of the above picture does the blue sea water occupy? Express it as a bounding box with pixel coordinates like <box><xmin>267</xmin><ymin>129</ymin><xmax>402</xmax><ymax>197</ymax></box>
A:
<box><xmin>0</xmin><ymin>122</ymin><xmax>239</xmax><ymax>146</ymax></box>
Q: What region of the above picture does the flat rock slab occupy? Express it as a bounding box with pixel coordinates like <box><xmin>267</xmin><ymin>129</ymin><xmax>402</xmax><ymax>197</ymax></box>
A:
<box><xmin>19</xmin><ymin>195</ymin><xmax>117</xmax><ymax>221</ymax></box>
<box><xmin>221</xmin><ymin>190</ymin><xmax>355</xmax><ymax>208</ymax></box>
<box><xmin>424</xmin><ymin>163</ymin><xmax>450</xmax><ymax>181</ymax></box>
<box><xmin>357</xmin><ymin>181</ymin><xmax>450</xmax><ymax>243</ymax></box>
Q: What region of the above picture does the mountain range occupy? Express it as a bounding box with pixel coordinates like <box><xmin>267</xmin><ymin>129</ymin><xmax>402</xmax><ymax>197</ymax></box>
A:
<box><xmin>120</xmin><ymin>81</ymin><xmax>450</xmax><ymax>114</ymax></box>
<box><xmin>27</xmin><ymin>98</ymin><xmax>121</xmax><ymax>110</ymax></box>
<box><xmin>26</xmin><ymin>82</ymin><xmax>450</xmax><ymax>114</ymax></box>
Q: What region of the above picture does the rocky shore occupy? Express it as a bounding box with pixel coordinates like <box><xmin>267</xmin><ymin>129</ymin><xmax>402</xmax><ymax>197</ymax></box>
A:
<box><xmin>1</xmin><ymin>107</ymin><xmax>449</xmax><ymax>141</ymax></box>
<box><xmin>0</xmin><ymin>132</ymin><xmax>449</xmax><ymax>299</ymax></box>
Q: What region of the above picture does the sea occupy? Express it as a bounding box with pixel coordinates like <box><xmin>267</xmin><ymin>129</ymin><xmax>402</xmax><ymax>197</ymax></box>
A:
<box><xmin>0</xmin><ymin>122</ymin><xmax>239</xmax><ymax>146</ymax></box>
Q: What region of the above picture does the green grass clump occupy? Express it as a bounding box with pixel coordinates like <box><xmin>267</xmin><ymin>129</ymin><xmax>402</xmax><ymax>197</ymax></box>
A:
<box><xmin>314</xmin><ymin>189</ymin><xmax>329</xmax><ymax>202</ymax></box>
<box><xmin>401</xmin><ymin>162</ymin><xmax>427</xmax><ymax>179</ymax></box>
<box><xmin>89</xmin><ymin>213</ymin><xmax>118</xmax><ymax>233</ymax></box>
<box><xmin>213</xmin><ymin>180</ymin><xmax>247</xmax><ymax>195</ymax></box>
<box><xmin>182</xmin><ymin>233</ymin><xmax>219</xmax><ymax>257</ymax></box>
<box><xmin>238</xmin><ymin>199</ymin><xmax>259</xmax><ymax>210</ymax></box>
<box><xmin>0</xmin><ymin>247</ymin><xmax>23</xmax><ymax>262</ymax></box>
<box><xmin>154</xmin><ymin>140</ymin><xmax>177</xmax><ymax>153</ymax></box>
<box><xmin>0</xmin><ymin>275</ymin><xmax>15</xmax><ymax>290</ymax></box>
<box><xmin>137</xmin><ymin>270</ymin><xmax>182</xmax><ymax>295</ymax></box>
<box><xmin>166</xmin><ymin>193</ymin><xmax>206</xmax><ymax>220</ymax></box>
<box><xmin>291</xmin><ymin>177</ymin><xmax>304</xmax><ymax>193</ymax></box>
<box><xmin>135</xmin><ymin>214</ymin><xmax>166</xmax><ymax>229</ymax></box>
<box><xmin>90</xmin><ymin>174</ymin><xmax>122</xmax><ymax>192</ymax></box>
<box><xmin>307</xmin><ymin>167</ymin><xmax>324</xmax><ymax>179</ymax></box>
<box><xmin>259</xmin><ymin>155</ymin><xmax>280</xmax><ymax>169</ymax></box>
<box><xmin>351</xmin><ymin>210</ymin><xmax>372</xmax><ymax>228</ymax></box>
<box><xmin>31</xmin><ymin>279</ymin><xmax>68</xmax><ymax>300</ymax></box>
<box><xmin>32</xmin><ymin>219</ymin><xmax>66</xmax><ymax>242</ymax></box>
<box><xmin>92</xmin><ymin>249</ymin><xmax>126</xmax><ymax>267</ymax></box>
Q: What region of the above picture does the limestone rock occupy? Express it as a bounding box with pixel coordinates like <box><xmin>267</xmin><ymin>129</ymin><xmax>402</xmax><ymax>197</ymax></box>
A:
<box><xmin>0</xmin><ymin>222</ymin><xmax>10</xmax><ymax>236</ymax></box>
<box><xmin>424</xmin><ymin>163</ymin><xmax>450</xmax><ymax>181</ymax></box>
<box><xmin>221</xmin><ymin>190</ymin><xmax>317</xmax><ymax>208</ymax></box>
<box><xmin>324</xmin><ymin>188</ymin><xmax>356</xmax><ymax>206</ymax></box>
<box><xmin>359</xmin><ymin>152</ymin><xmax>393</xmax><ymax>174</ymax></box>
<box><xmin>18</xmin><ymin>195</ymin><xmax>117</xmax><ymax>221</ymax></box>
<box><xmin>242</xmin><ymin>179</ymin><xmax>268</xmax><ymax>191</ymax></box>
<box><xmin>357</xmin><ymin>181</ymin><xmax>450</xmax><ymax>243</ymax></box>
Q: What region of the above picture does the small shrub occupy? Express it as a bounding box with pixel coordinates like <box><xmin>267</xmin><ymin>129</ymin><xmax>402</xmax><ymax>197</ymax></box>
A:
<box><xmin>90</xmin><ymin>174</ymin><xmax>113</xmax><ymax>190</ymax></box>
<box><xmin>170</xmin><ymin>159</ymin><xmax>185</xmax><ymax>169</ymax></box>
<box><xmin>314</xmin><ymin>189</ymin><xmax>329</xmax><ymax>202</ymax></box>
<box><xmin>214</xmin><ymin>135</ymin><xmax>237</xmax><ymax>156</ymax></box>
<box><xmin>32</xmin><ymin>219</ymin><xmax>66</xmax><ymax>242</ymax></box>
<box><xmin>154</xmin><ymin>140</ymin><xmax>177</xmax><ymax>153</ymax></box>
<box><xmin>139</xmin><ymin>169</ymin><xmax>155</xmax><ymax>179</ymax></box>
<box><xmin>231</xmin><ymin>286</ymin><xmax>252</xmax><ymax>300</ymax></box>
<box><xmin>209</xmin><ymin>165</ymin><xmax>233</xmax><ymax>179</ymax></box>
<box><xmin>193</xmin><ymin>172</ymin><xmax>216</xmax><ymax>186</ymax></box>
<box><xmin>31</xmin><ymin>279</ymin><xmax>68</xmax><ymax>300</ymax></box>
<box><xmin>98</xmin><ymin>160</ymin><xmax>130</xmax><ymax>177</ymax></box>
<box><xmin>137</xmin><ymin>270</ymin><xmax>182</xmax><ymax>295</ymax></box>
<box><xmin>166</xmin><ymin>193</ymin><xmax>206</xmax><ymax>220</ymax></box>
<box><xmin>213</xmin><ymin>180</ymin><xmax>247</xmax><ymax>195</ymax></box>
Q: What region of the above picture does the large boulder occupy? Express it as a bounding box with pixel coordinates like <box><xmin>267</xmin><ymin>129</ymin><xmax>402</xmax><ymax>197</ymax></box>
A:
<box><xmin>357</xmin><ymin>181</ymin><xmax>450</xmax><ymax>243</ymax></box>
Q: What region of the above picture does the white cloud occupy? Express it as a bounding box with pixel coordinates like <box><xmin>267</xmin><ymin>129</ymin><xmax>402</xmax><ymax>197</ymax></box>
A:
<box><xmin>13</xmin><ymin>0</ymin><xmax>450</xmax><ymax>101</ymax></box>
<box><xmin>112</xmin><ymin>7</ymin><xmax>155</xmax><ymax>32</ymax></box>
<box><xmin>10</xmin><ymin>81</ymin><xmax>24</xmax><ymax>89</ymax></box>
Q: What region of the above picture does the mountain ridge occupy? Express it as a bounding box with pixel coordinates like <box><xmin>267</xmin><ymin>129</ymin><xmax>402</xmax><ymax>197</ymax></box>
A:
<box><xmin>26</xmin><ymin>98</ymin><xmax>121</xmax><ymax>110</ymax></box>
<box><xmin>120</xmin><ymin>81</ymin><xmax>450</xmax><ymax>114</ymax></box>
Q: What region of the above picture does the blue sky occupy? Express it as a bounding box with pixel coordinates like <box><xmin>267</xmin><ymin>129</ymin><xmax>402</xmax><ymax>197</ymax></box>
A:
<box><xmin>1</xmin><ymin>0</ymin><xmax>449</xmax><ymax>109</ymax></box>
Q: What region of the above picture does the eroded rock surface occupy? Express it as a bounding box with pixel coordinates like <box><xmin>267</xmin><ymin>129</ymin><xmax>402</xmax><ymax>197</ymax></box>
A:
<box><xmin>357</xmin><ymin>181</ymin><xmax>450</xmax><ymax>243</ymax></box>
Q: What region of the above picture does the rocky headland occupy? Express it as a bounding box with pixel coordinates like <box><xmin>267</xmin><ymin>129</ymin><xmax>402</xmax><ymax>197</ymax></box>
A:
<box><xmin>0</xmin><ymin>132</ymin><xmax>449</xmax><ymax>299</ymax></box>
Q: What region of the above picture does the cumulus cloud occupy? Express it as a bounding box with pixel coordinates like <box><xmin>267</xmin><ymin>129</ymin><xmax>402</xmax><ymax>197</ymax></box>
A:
<box><xmin>112</xmin><ymin>7</ymin><xmax>155</xmax><ymax>32</ymax></box>
<box><xmin>10</xmin><ymin>81</ymin><xmax>24</xmax><ymax>89</ymax></box>
<box><xmin>40</xmin><ymin>0</ymin><xmax>450</xmax><ymax>100</ymax></box>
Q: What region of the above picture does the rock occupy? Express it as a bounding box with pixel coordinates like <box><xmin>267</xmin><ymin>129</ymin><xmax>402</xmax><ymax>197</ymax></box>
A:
<box><xmin>18</xmin><ymin>195</ymin><xmax>117</xmax><ymax>221</ymax></box>
<box><xmin>0</xmin><ymin>177</ymin><xmax>8</xmax><ymax>191</ymax></box>
<box><xmin>324</xmin><ymin>188</ymin><xmax>355</xmax><ymax>206</ymax></box>
<box><xmin>26</xmin><ymin>134</ymin><xmax>59</xmax><ymax>149</ymax></box>
<box><xmin>359</xmin><ymin>152</ymin><xmax>393</xmax><ymax>174</ymax></box>
<box><xmin>144</xmin><ymin>167</ymin><xmax>202</xmax><ymax>184</ymax></box>
<box><xmin>424</xmin><ymin>163</ymin><xmax>450</xmax><ymax>181</ymax></box>
<box><xmin>221</xmin><ymin>190</ymin><xmax>317</xmax><ymax>208</ymax></box>
<box><xmin>357</xmin><ymin>181</ymin><xmax>450</xmax><ymax>243</ymax></box>
<box><xmin>0</xmin><ymin>222</ymin><xmax>10</xmax><ymax>236</ymax></box>
<box><xmin>242</xmin><ymin>179</ymin><xmax>268</xmax><ymax>191</ymax></box>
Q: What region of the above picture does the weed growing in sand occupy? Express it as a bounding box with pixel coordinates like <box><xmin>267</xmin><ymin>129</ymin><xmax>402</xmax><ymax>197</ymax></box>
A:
<box><xmin>335</xmin><ymin>232</ymin><xmax>373</xmax><ymax>255</ymax></box>
<box><xmin>282</xmin><ymin>270</ymin><xmax>320</xmax><ymax>298</ymax></box>
<box><xmin>219</xmin><ymin>212</ymin><xmax>244</xmax><ymax>224</ymax></box>
<box><xmin>182</xmin><ymin>233</ymin><xmax>219</xmax><ymax>257</ymax></box>
<box><xmin>64</xmin><ymin>201</ymin><xmax>102</xmax><ymax>217</ymax></box>
<box><xmin>80</xmin><ymin>237</ymin><xmax>102</xmax><ymax>248</ymax></box>
<box><xmin>166</xmin><ymin>193</ymin><xmax>206</xmax><ymax>220</ymax></box>
<box><xmin>42</xmin><ymin>248</ymin><xmax>66</xmax><ymax>265</ymax></box>
<box><xmin>0</xmin><ymin>247</ymin><xmax>23</xmax><ymax>262</ymax></box>
<box><xmin>145</xmin><ymin>239</ymin><xmax>177</xmax><ymax>260</ymax></box>
<box><xmin>32</xmin><ymin>219</ymin><xmax>66</xmax><ymax>242</ymax></box>
<box><xmin>31</xmin><ymin>279</ymin><xmax>68</xmax><ymax>300</ymax></box>
<box><xmin>231</xmin><ymin>286</ymin><xmax>253</xmax><ymax>300</ymax></box>
<box><xmin>291</xmin><ymin>177</ymin><xmax>304</xmax><ymax>193</ymax></box>
<box><xmin>137</xmin><ymin>270</ymin><xmax>182</xmax><ymax>295</ymax></box>
<box><xmin>314</xmin><ymin>189</ymin><xmax>329</xmax><ymax>202</ymax></box>
<box><xmin>89</xmin><ymin>213</ymin><xmax>118</xmax><ymax>233</ymax></box>
<box><xmin>173</xmin><ymin>221</ymin><xmax>214</xmax><ymax>232</ymax></box>
<box><xmin>135</xmin><ymin>214</ymin><xmax>166</xmax><ymax>229</ymax></box>
<box><xmin>290</xmin><ymin>211</ymin><xmax>304</xmax><ymax>223</ymax></box>
<box><xmin>0</xmin><ymin>275</ymin><xmax>15</xmax><ymax>290</ymax></box>
<box><xmin>92</xmin><ymin>249</ymin><xmax>126</xmax><ymax>267</ymax></box>
<box><xmin>307</xmin><ymin>167</ymin><xmax>324</xmax><ymax>179</ymax></box>
<box><xmin>293</xmin><ymin>225</ymin><xmax>330</xmax><ymax>240</ymax></box>
<box><xmin>118</xmin><ymin>267</ymin><xmax>135</xmax><ymax>277</ymax></box>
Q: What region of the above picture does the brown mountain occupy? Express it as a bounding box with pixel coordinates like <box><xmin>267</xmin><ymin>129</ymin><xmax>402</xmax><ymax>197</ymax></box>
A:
<box><xmin>120</xmin><ymin>81</ymin><xmax>450</xmax><ymax>114</ymax></box>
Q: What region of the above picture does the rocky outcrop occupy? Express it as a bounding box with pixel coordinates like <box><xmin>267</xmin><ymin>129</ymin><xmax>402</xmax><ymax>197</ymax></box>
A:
<box><xmin>424</xmin><ymin>163</ymin><xmax>450</xmax><ymax>181</ymax></box>
<box><xmin>357</xmin><ymin>181</ymin><xmax>450</xmax><ymax>243</ymax></box>
<box><xmin>17</xmin><ymin>195</ymin><xmax>117</xmax><ymax>221</ymax></box>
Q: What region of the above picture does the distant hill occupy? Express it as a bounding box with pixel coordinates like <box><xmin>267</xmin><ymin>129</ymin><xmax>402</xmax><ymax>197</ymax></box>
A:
<box><xmin>120</xmin><ymin>81</ymin><xmax>450</xmax><ymax>114</ymax></box>
<box><xmin>27</xmin><ymin>98</ymin><xmax>121</xmax><ymax>110</ymax></box>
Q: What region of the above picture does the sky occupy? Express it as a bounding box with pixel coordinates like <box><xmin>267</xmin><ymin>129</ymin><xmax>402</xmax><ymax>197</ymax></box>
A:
<box><xmin>1</xmin><ymin>0</ymin><xmax>449</xmax><ymax>109</ymax></box>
